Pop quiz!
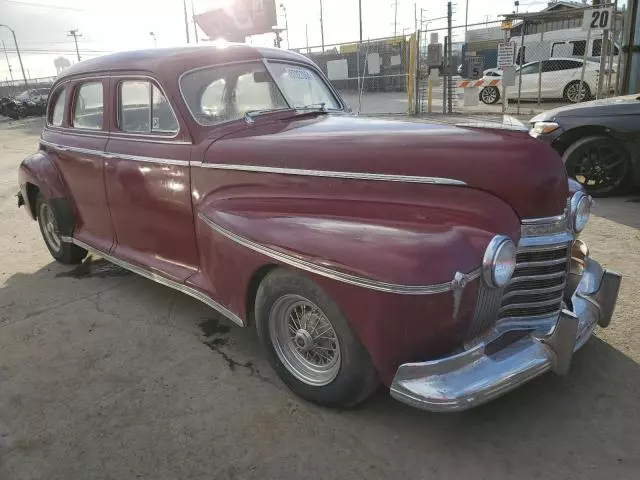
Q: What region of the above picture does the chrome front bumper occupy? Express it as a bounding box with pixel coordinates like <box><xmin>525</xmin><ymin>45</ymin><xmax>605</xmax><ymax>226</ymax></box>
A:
<box><xmin>390</xmin><ymin>256</ymin><xmax>622</xmax><ymax>412</ymax></box>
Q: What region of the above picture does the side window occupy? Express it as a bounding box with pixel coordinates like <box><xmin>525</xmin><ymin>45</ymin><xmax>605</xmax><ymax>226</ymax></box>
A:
<box><xmin>592</xmin><ymin>39</ymin><xmax>602</xmax><ymax>57</ymax></box>
<box><xmin>49</xmin><ymin>88</ymin><xmax>66</xmax><ymax>126</ymax></box>
<box><xmin>519</xmin><ymin>63</ymin><xmax>540</xmax><ymax>75</ymax></box>
<box><xmin>73</xmin><ymin>82</ymin><xmax>103</xmax><ymax>130</ymax></box>
<box><xmin>541</xmin><ymin>61</ymin><xmax>555</xmax><ymax>73</ymax></box>
<box><xmin>570</xmin><ymin>40</ymin><xmax>586</xmax><ymax>56</ymax></box>
<box><xmin>119</xmin><ymin>80</ymin><xmax>178</xmax><ymax>134</ymax></box>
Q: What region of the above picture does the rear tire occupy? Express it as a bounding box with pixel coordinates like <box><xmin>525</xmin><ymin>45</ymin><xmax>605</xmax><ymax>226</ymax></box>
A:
<box><xmin>36</xmin><ymin>195</ymin><xmax>87</xmax><ymax>264</ymax></box>
<box><xmin>563</xmin><ymin>136</ymin><xmax>631</xmax><ymax>197</ymax></box>
<box><xmin>255</xmin><ymin>268</ymin><xmax>379</xmax><ymax>409</ymax></box>
<box><xmin>563</xmin><ymin>81</ymin><xmax>591</xmax><ymax>103</ymax></box>
<box><xmin>479</xmin><ymin>86</ymin><xmax>500</xmax><ymax>105</ymax></box>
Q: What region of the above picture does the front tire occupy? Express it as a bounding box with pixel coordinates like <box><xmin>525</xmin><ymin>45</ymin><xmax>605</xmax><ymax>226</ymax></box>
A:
<box><xmin>255</xmin><ymin>269</ymin><xmax>379</xmax><ymax>408</ymax></box>
<box><xmin>36</xmin><ymin>195</ymin><xmax>87</xmax><ymax>264</ymax></box>
<box><xmin>563</xmin><ymin>81</ymin><xmax>591</xmax><ymax>103</ymax></box>
<box><xmin>479</xmin><ymin>86</ymin><xmax>500</xmax><ymax>105</ymax></box>
<box><xmin>563</xmin><ymin>136</ymin><xmax>631</xmax><ymax>197</ymax></box>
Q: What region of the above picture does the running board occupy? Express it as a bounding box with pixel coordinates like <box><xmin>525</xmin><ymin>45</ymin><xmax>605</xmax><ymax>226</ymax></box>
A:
<box><xmin>60</xmin><ymin>236</ymin><xmax>245</xmax><ymax>327</ymax></box>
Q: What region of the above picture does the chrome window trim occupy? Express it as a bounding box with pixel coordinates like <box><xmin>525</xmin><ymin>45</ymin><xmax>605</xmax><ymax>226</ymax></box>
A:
<box><xmin>114</xmin><ymin>75</ymin><xmax>181</xmax><ymax>139</ymax></box>
<box><xmin>61</xmin><ymin>235</ymin><xmax>244</xmax><ymax>327</ymax></box>
<box><xmin>46</xmin><ymin>81</ymin><xmax>69</xmax><ymax>127</ymax></box>
<box><xmin>198</xmin><ymin>212</ymin><xmax>479</xmax><ymax>295</ymax></box>
<box><xmin>40</xmin><ymin>139</ymin><xmax>189</xmax><ymax>166</ymax></box>
<box><xmin>194</xmin><ymin>162</ymin><xmax>467</xmax><ymax>186</ymax></box>
<box><xmin>179</xmin><ymin>57</ymin><xmax>346</xmax><ymax>127</ymax></box>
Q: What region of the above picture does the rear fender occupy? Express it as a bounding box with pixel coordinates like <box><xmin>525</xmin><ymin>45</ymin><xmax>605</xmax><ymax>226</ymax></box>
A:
<box><xmin>18</xmin><ymin>150</ymin><xmax>75</xmax><ymax>233</ymax></box>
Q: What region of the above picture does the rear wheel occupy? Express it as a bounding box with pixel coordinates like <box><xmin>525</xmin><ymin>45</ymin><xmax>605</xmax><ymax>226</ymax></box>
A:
<box><xmin>36</xmin><ymin>195</ymin><xmax>87</xmax><ymax>264</ymax></box>
<box><xmin>479</xmin><ymin>86</ymin><xmax>500</xmax><ymax>105</ymax></box>
<box><xmin>255</xmin><ymin>269</ymin><xmax>379</xmax><ymax>408</ymax></box>
<box><xmin>563</xmin><ymin>136</ymin><xmax>631</xmax><ymax>197</ymax></box>
<box><xmin>563</xmin><ymin>81</ymin><xmax>591</xmax><ymax>103</ymax></box>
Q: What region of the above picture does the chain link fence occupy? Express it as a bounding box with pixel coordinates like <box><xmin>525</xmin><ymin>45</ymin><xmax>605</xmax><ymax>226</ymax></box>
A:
<box><xmin>1</xmin><ymin>76</ymin><xmax>57</xmax><ymax>98</ymax></box>
<box><xmin>414</xmin><ymin>3</ymin><xmax>623</xmax><ymax>119</ymax></box>
<box><xmin>294</xmin><ymin>35</ymin><xmax>412</xmax><ymax>115</ymax></box>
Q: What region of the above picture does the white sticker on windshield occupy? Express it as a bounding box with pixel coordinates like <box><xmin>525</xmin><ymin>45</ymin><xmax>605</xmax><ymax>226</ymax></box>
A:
<box><xmin>286</xmin><ymin>68</ymin><xmax>312</xmax><ymax>81</ymax></box>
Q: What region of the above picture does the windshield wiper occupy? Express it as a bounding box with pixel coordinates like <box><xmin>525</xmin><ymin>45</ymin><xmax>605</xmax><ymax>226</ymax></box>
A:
<box><xmin>244</xmin><ymin>107</ymin><xmax>293</xmax><ymax>123</ymax></box>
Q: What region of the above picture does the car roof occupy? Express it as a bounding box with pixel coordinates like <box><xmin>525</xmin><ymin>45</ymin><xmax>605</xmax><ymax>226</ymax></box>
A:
<box><xmin>58</xmin><ymin>44</ymin><xmax>314</xmax><ymax>81</ymax></box>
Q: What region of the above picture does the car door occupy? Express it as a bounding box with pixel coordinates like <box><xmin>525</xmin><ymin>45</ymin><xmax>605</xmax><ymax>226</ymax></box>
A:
<box><xmin>41</xmin><ymin>78</ymin><xmax>115</xmax><ymax>252</ymax></box>
<box><xmin>104</xmin><ymin>76</ymin><xmax>198</xmax><ymax>282</ymax></box>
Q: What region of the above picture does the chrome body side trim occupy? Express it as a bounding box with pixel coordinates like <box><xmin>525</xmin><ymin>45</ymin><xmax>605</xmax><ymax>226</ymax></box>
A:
<box><xmin>61</xmin><ymin>235</ymin><xmax>244</xmax><ymax>327</ymax></box>
<box><xmin>40</xmin><ymin>140</ymin><xmax>189</xmax><ymax>166</ymax></box>
<box><xmin>198</xmin><ymin>212</ymin><xmax>479</xmax><ymax>295</ymax></box>
<box><xmin>195</xmin><ymin>163</ymin><xmax>467</xmax><ymax>186</ymax></box>
<box><xmin>390</xmin><ymin>256</ymin><xmax>622</xmax><ymax>412</ymax></box>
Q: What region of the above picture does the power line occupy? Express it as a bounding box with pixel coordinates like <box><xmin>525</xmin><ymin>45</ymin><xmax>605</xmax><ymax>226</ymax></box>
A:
<box><xmin>1</xmin><ymin>0</ymin><xmax>86</xmax><ymax>11</ymax></box>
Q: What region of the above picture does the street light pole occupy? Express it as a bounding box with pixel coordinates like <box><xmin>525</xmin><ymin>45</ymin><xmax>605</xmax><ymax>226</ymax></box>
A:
<box><xmin>191</xmin><ymin>0</ymin><xmax>199</xmax><ymax>43</ymax></box>
<box><xmin>319</xmin><ymin>0</ymin><xmax>325</xmax><ymax>52</ymax></box>
<box><xmin>67</xmin><ymin>29</ymin><xmax>82</xmax><ymax>61</ymax></box>
<box><xmin>0</xmin><ymin>24</ymin><xmax>28</xmax><ymax>87</ymax></box>
<box><xmin>183</xmin><ymin>0</ymin><xmax>190</xmax><ymax>43</ymax></box>
<box><xmin>149</xmin><ymin>31</ymin><xmax>157</xmax><ymax>47</ymax></box>
<box><xmin>2</xmin><ymin>40</ymin><xmax>14</xmax><ymax>83</ymax></box>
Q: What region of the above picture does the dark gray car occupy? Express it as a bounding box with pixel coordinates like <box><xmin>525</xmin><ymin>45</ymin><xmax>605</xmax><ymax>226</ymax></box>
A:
<box><xmin>529</xmin><ymin>95</ymin><xmax>640</xmax><ymax>196</ymax></box>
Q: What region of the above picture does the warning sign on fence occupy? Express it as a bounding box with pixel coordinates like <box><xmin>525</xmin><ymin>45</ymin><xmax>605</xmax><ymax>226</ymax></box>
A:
<box><xmin>497</xmin><ymin>42</ymin><xmax>515</xmax><ymax>68</ymax></box>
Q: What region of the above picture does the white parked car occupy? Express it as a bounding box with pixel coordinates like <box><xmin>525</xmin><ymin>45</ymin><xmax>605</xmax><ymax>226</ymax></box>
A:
<box><xmin>479</xmin><ymin>58</ymin><xmax>613</xmax><ymax>105</ymax></box>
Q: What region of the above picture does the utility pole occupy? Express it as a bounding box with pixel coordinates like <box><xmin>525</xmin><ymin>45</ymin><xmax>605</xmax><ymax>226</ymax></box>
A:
<box><xmin>465</xmin><ymin>0</ymin><xmax>469</xmax><ymax>35</ymax></box>
<box><xmin>67</xmin><ymin>29</ymin><xmax>81</xmax><ymax>61</ymax></box>
<box><xmin>149</xmin><ymin>31</ymin><xmax>157</xmax><ymax>47</ymax></box>
<box><xmin>414</xmin><ymin>2</ymin><xmax>417</xmax><ymax>33</ymax></box>
<box><xmin>183</xmin><ymin>0</ymin><xmax>190</xmax><ymax>43</ymax></box>
<box><xmin>446</xmin><ymin>1</ymin><xmax>453</xmax><ymax>113</ymax></box>
<box><xmin>359</xmin><ymin>0</ymin><xmax>363</xmax><ymax>41</ymax></box>
<box><xmin>319</xmin><ymin>0</ymin><xmax>325</xmax><ymax>52</ymax></box>
<box><xmin>305</xmin><ymin>23</ymin><xmax>309</xmax><ymax>53</ymax></box>
<box><xmin>191</xmin><ymin>0</ymin><xmax>199</xmax><ymax>43</ymax></box>
<box><xmin>2</xmin><ymin>40</ymin><xmax>14</xmax><ymax>83</ymax></box>
<box><xmin>393</xmin><ymin>0</ymin><xmax>398</xmax><ymax>36</ymax></box>
<box><xmin>0</xmin><ymin>25</ymin><xmax>27</xmax><ymax>87</ymax></box>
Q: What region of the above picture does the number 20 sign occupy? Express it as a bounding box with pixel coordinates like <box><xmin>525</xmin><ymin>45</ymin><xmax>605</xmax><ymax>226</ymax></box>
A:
<box><xmin>582</xmin><ymin>7</ymin><xmax>614</xmax><ymax>31</ymax></box>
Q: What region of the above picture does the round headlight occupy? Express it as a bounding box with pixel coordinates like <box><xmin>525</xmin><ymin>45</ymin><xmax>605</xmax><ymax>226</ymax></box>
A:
<box><xmin>482</xmin><ymin>235</ymin><xmax>517</xmax><ymax>288</ymax></box>
<box><xmin>570</xmin><ymin>192</ymin><xmax>591</xmax><ymax>233</ymax></box>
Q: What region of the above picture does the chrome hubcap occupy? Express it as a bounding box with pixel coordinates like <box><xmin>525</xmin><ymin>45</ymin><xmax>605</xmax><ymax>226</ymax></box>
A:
<box><xmin>269</xmin><ymin>294</ymin><xmax>341</xmax><ymax>386</ymax></box>
<box><xmin>40</xmin><ymin>203</ymin><xmax>61</xmax><ymax>251</ymax></box>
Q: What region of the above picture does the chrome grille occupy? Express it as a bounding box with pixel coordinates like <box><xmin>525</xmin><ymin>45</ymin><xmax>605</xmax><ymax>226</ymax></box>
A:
<box><xmin>499</xmin><ymin>244</ymin><xmax>569</xmax><ymax>319</ymax></box>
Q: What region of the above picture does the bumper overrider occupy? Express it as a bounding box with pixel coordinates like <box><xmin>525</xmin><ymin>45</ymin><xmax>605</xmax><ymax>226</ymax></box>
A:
<box><xmin>390</xmin><ymin>246</ymin><xmax>621</xmax><ymax>412</ymax></box>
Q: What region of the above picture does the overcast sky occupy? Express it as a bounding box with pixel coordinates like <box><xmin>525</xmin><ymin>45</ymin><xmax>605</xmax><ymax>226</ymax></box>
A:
<box><xmin>0</xmin><ymin>0</ymin><xmax>585</xmax><ymax>81</ymax></box>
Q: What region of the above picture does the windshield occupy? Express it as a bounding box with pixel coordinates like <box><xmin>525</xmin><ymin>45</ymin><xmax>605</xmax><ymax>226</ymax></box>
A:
<box><xmin>180</xmin><ymin>60</ymin><xmax>341</xmax><ymax>126</ymax></box>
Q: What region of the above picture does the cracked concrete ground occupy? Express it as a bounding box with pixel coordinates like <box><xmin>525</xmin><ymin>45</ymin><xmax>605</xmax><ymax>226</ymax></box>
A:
<box><xmin>1</xmin><ymin>117</ymin><xmax>639</xmax><ymax>480</ymax></box>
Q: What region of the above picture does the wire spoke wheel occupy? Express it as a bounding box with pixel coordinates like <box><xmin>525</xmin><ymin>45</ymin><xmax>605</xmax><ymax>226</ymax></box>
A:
<box><xmin>40</xmin><ymin>203</ymin><xmax>62</xmax><ymax>252</ymax></box>
<box><xmin>269</xmin><ymin>294</ymin><xmax>341</xmax><ymax>386</ymax></box>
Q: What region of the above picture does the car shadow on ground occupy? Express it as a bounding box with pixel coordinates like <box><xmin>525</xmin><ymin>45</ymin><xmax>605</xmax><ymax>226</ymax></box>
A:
<box><xmin>2</xmin><ymin>257</ymin><xmax>639</xmax><ymax>475</ymax></box>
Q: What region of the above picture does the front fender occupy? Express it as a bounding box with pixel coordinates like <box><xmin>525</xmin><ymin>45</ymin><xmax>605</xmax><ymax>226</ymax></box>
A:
<box><xmin>194</xmin><ymin>183</ymin><xmax>522</xmax><ymax>384</ymax></box>
<box><xmin>197</xmin><ymin>185</ymin><xmax>521</xmax><ymax>288</ymax></box>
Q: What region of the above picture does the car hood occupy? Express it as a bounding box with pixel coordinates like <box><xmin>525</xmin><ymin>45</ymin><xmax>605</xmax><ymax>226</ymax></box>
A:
<box><xmin>531</xmin><ymin>94</ymin><xmax>640</xmax><ymax>122</ymax></box>
<box><xmin>206</xmin><ymin>115</ymin><xmax>568</xmax><ymax>218</ymax></box>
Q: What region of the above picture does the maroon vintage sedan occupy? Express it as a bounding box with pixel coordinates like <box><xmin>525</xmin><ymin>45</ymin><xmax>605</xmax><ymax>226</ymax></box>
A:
<box><xmin>17</xmin><ymin>45</ymin><xmax>622</xmax><ymax>412</ymax></box>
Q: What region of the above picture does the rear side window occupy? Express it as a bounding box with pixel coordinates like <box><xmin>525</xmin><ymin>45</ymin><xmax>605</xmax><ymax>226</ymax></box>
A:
<box><xmin>49</xmin><ymin>88</ymin><xmax>66</xmax><ymax>126</ymax></box>
<box><xmin>570</xmin><ymin>40</ymin><xmax>586</xmax><ymax>56</ymax></box>
<box><xmin>119</xmin><ymin>80</ymin><xmax>179</xmax><ymax>134</ymax></box>
<box><xmin>73</xmin><ymin>82</ymin><xmax>104</xmax><ymax>130</ymax></box>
